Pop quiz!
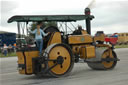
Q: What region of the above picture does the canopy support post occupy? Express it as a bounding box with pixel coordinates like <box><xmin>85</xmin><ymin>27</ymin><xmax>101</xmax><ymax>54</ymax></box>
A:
<box><xmin>17</xmin><ymin>22</ymin><xmax>22</xmax><ymax>47</ymax></box>
<box><xmin>17</xmin><ymin>22</ymin><xmax>21</xmax><ymax>39</ymax></box>
<box><xmin>65</xmin><ymin>22</ymin><xmax>67</xmax><ymax>34</ymax></box>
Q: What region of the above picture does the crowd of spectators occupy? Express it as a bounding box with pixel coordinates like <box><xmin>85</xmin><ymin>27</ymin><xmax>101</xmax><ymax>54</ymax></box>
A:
<box><xmin>0</xmin><ymin>43</ymin><xmax>16</xmax><ymax>56</ymax></box>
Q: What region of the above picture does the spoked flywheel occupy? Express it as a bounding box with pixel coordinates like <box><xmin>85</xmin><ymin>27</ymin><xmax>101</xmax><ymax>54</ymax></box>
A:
<box><xmin>44</xmin><ymin>43</ymin><xmax>74</xmax><ymax>77</ymax></box>
<box><xmin>87</xmin><ymin>49</ymin><xmax>118</xmax><ymax>70</ymax></box>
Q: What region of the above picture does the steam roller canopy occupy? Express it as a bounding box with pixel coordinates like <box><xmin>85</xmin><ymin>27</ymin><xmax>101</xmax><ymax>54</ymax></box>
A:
<box><xmin>87</xmin><ymin>48</ymin><xmax>117</xmax><ymax>70</ymax></box>
<box><xmin>44</xmin><ymin>43</ymin><xmax>74</xmax><ymax>77</ymax></box>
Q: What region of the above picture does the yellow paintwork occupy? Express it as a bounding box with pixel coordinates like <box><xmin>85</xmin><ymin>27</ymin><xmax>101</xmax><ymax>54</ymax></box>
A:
<box><xmin>17</xmin><ymin>52</ymin><xmax>25</xmax><ymax>64</ymax></box>
<box><xmin>72</xmin><ymin>44</ymin><xmax>90</xmax><ymax>54</ymax></box>
<box><xmin>48</xmin><ymin>46</ymin><xmax>71</xmax><ymax>74</ymax></box>
<box><xmin>17</xmin><ymin>51</ymin><xmax>39</xmax><ymax>74</ymax></box>
<box><xmin>102</xmin><ymin>49</ymin><xmax>114</xmax><ymax>68</ymax></box>
<box><xmin>94</xmin><ymin>34</ymin><xmax>105</xmax><ymax>42</ymax></box>
<box><xmin>24</xmin><ymin>51</ymin><xmax>39</xmax><ymax>74</ymax></box>
<box><xmin>47</xmin><ymin>32</ymin><xmax>61</xmax><ymax>46</ymax></box>
<box><xmin>80</xmin><ymin>46</ymin><xmax>95</xmax><ymax>59</ymax></box>
<box><xmin>81</xmin><ymin>30</ymin><xmax>87</xmax><ymax>34</ymax></box>
<box><xmin>17</xmin><ymin>52</ymin><xmax>25</xmax><ymax>74</ymax></box>
<box><xmin>72</xmin><ymin>45</ymin><xmax>80</xmax><ymax>54</ymax></box>
<box><xmin>72</xmin><ymin>45</ymin><xmax>95</xmax><ymax>59</ymax></box>
<box><xmin>68</xmin><ymin>34</ymin><xmax>93</xmax><ymax>44</ymax></box>
<box><xmin>96</xmin><ymin>44</ymin><xmax>112</xmax><ymax>48</ymax></box>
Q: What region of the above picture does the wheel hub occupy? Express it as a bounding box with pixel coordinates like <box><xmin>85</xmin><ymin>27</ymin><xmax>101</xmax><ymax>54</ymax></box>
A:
<box><xmin>57</xmin><ymin>56</ymin><xmax>64</xmax><ymax>64</ymax></box>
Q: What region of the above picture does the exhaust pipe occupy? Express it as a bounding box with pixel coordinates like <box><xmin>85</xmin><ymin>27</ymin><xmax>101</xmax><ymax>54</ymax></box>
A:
<box><xmin>84</xmin><ymin>8</ymin><xmax>94</xmax><ymax>35</ymax></box>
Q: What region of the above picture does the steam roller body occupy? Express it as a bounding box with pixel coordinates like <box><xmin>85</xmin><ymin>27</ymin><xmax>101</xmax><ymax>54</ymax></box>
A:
<box><xmin>8</xmin><ymin>8</ymin><xmax>120</xmax><ymax>78</ymax></box>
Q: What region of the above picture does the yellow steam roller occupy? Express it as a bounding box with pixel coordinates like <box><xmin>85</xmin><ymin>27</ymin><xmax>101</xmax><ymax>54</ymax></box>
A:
<box><xmin>7</xmin><ymin>8</ymin><xmax>119</xmax><ymax>77</ymax></box>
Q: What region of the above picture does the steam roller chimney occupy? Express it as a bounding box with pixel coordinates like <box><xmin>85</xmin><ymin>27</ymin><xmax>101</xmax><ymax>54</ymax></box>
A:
<box><xmin>84</xmin><ymin>8</ymin><xmax>94</xmax><ymax>35</ymax></box>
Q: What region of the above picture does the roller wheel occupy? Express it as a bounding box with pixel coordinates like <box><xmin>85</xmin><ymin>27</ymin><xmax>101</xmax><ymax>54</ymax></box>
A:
<box><xmin>44</xmin><ymin>43</ymin><xmax>74</xmax><ymax>77</ymax></box>
<box><xmin>87</xmin><ymin>49</ymin><xmax>117</xmax><ymax>70</ymax></box>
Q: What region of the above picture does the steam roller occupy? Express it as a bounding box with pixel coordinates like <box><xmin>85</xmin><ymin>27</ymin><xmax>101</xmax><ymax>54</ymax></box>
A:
<box><xmin>7</xmin><ymin>8</ymin><xmax>119</xmax><ymax>78</ymax></box>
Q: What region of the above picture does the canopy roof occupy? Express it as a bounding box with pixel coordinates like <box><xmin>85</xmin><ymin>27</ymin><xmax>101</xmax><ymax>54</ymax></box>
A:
<box><xmin>8</xmin><ymin>15</ymin><xmax>88</xmax><ymax>23</ymax></box>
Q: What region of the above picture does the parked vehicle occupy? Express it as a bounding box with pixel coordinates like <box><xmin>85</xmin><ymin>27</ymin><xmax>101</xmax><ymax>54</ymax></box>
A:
<box><xmin>117</xmin><ymin>33</ymin><xmax>128</xmax><ymax>45</ymax></box>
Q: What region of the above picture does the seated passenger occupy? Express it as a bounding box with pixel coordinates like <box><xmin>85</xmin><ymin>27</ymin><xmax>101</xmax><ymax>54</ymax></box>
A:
<box><xmin>72</xmin><ymin>25</ymin><xmax>83</xmax><ymax>35</ymax></box>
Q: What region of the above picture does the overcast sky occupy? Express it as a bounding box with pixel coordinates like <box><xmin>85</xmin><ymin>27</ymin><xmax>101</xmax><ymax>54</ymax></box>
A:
<box><xmin>0</xmin><ymin>0</ymin><xmax>128</xmax><ymax>35</ymax></box>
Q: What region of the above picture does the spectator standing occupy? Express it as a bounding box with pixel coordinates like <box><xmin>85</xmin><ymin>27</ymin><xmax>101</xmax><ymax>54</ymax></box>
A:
<box><xmin>3</xmin><ymin>44</ymin><xmax>8</xmax><ymax>56</ymax></box>
<box><xmin>0</xmin><ymin>47</ymin><xmax>2</xmax><ymax>56</ymax></box>
<box><xmin>13</xmin><ymin>43</ymin><xmax>16</xmax><ymax>53</ymax></box>
<box><xmin>112</xmin><ymin>33</ymin><xmax>118</xmax><ymax>38</ymax></box>
<box><xmin>8</xmin><ymin>44</ymin><xmax>12</xmax><ymax>55</ymax></box>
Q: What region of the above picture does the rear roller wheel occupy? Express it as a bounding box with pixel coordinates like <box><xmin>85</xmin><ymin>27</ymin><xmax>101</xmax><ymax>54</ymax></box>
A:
<box><xmin>87</xmin><ymin>49</ymin><xmax>117</xmax><ymax>70</ymax></box>
<box><xmin>44</xmin><ymin>43</ymin><xmax>74</xmax><ymax>77</ymax></box>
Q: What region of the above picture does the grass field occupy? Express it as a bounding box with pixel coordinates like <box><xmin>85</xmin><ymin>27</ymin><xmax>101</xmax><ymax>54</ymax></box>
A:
<box><xmin>115</xmin><ymin>44</ymin><xmax>128</xmax><ymax>48</ymax></box>
<box><xmin>0</xmin><ymin>52</ymin><xmax>17</xmax><ymax>57</ymax></box>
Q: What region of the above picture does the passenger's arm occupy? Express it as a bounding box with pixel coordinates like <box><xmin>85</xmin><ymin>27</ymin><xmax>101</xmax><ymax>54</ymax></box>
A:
<box><xmin>41</xmin><ymin>30</ymin><xmax>48</xmax><ymax>37</ymax></box>
<box><xmin>29</xmin><ymin>29</ymin><xmax>36</xmax><ymax>34</ymax></box>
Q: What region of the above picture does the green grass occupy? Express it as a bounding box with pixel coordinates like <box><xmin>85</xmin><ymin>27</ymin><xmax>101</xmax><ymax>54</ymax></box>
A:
<box><xmin>115</xmin><ymin>44</ymin><xmax>128</xmax><ymax>48</ymax></box>
<box><xmin>0</xmin><ymin>52</ymin><xmax>17</xmax><ymax>57</ymax></box>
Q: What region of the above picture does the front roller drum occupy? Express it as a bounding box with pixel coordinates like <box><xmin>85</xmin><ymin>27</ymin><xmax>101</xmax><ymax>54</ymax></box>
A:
<box><xmin>87</xmin><ymin>49</ymin><xmax>117</xmax><ymax>70</ymax></box>
<box><xmin>44</xmin><ymin>43</ymin><xmax>74</xmax><ymax>77</ymax></box>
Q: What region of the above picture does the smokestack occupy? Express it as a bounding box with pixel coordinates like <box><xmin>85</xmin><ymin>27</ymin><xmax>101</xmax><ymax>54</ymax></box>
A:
<box><xmin>84</xmin><ymin>8</ymin><xmax>94</xmax><ymax>35</ymax></box>
<box><xmin>85</xmin><ymin>8</ymin><xmax>91</xmax><ymax>34</ymax></box>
